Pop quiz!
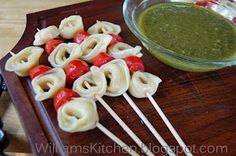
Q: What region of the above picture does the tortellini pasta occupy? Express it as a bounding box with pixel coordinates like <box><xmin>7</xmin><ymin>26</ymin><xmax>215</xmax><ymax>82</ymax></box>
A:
<box><xmin>73</xmin><ymin>66</ymin><xmax>107</xmax><ymax>100</ymax></box>
<box><xmin>128</xmin><ymin>71</ymin><xmax>162</xmax><ymax>98</ymax></box>
<box><xmin>59</xmin><ymin>15</ymin><xmax>84</xmax><ymax>39</ymax></box>
<box><xmin>33</xmin><ymin>26</ymin><xmax>60</xmax><ymax>46</ymax></box>
<box><xmin>57</xmin><ymin>97</ymin><xmax>99</xmax><ymax>133</ymax></box>
<box><xmin>48</xmin><ymin>43</ymin><xmax>82</xmax><ymax>68</ymax></box>
<box><xmin>101</xmin><ymin>59</ymin><xmax>130</xmax><ymax>97</ymax></box>
<box><xmin>108</xmin><ymin>42</ymin><xmax>143</xmax><ymax>59</ymax></box>
<box><xmin>80</xmin><ymin>34</ymin><xmax>112</xmax><ymax>62</ymax></box>
<box><xmin>5</xmin><ymin>47</ymin><xmax>44</xmax><ymax>77</ymax></box>
<box><xmin>88</xmin><ymin>21</ymin><xmax>121</xmax><ymax>35</ymax></box>
<box><xmin>31</xmin><ymin>68</ymin><xmax>66</xmax><ymax>101</ymax></box>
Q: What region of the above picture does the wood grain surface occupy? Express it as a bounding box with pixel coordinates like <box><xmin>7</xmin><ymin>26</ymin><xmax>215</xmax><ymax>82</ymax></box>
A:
<box><xmin>1</xmin><ymin>0</ymin><xmax>236</xmax><ymax>156</ymax></box>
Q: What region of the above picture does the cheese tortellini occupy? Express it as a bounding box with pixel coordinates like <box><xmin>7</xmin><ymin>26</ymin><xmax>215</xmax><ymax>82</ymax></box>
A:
<box><xmin>5</xmin><ymin>47</ymin><xmax>44</xmax><ymax>77</ymax></box>
<box><xmin>48</xmin><ymin>43</ymin><xmax>82</xmax><ymax>68</ymax></box>
<box><xmin>33</xmin><ymin>26</ymin><xmax>60</xmax><ymax>46</ymax></box>
<box><xmin>57</xmin><ymin>97</ymin><xmax>99</xmax><ymax>133</ymax></box>
<box><xmin>73</xmin><ymin>66</ymin><xmax>107</xmax><ymax>100</ymax></box>
<box><xmin>101</xmin><ymin>59</ymin><xmax>130</xmax><ymax>97</ymax></box>
<box><xmin>88</xmin><ymin>21</ymin><xmax>121</xmax><ymax>35</ymax></box>
<box><xmin>31</xmin><ymin>68</ymin><xmax>66</xmax><ymax>101</ymax></box>
<box><xmin>108</xmin><ymin>42</ymin><xmax>143</xmax><ymax>59</ymax></box>
<box><xmin>59</xmin><ymin>15</ymin><xmax>84</xmax><ymax>39</ymax></box>
<box><xmin>80</xmin><ymin>34</ymin><xmax>112</xmax><ymax>62</ymax></box>
<box><xmin>128</xmin><ymin>71</ymin><xmax>162</xmax><ymax>98</ymax></box>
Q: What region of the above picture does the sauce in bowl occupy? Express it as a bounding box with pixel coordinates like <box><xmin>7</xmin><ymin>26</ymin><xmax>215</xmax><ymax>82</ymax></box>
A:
<box><xmin>138</xmin><ymin>2</ymin><xmax>236</xmax><ymax>61</ymax></box>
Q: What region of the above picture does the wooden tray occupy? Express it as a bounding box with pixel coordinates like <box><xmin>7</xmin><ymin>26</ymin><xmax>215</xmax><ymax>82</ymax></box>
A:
<box><xmin>1</xmin><ymin>0</ymin><xmax>236</xmax><ymax>155</ymax></box>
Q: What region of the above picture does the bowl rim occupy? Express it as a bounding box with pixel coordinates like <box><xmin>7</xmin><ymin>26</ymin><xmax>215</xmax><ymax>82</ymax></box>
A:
<box><xmin>123</xmin><ymin>0</ymin><xmax>236</xmax><ymax>67</ymax></box>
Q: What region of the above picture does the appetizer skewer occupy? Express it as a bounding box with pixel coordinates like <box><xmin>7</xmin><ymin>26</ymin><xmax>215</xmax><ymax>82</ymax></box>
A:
<box><xmin>97</xmin><ymin>58</ymin><xmax>175</xmax><ymax>156</ymax></box>
<box><xmin>83</xmin><ymin>81</ymin><xmax>155</xmax><ymax>156</ymax></box>
<box><xmin>56</xmin><ymin>94</ymin><xmax>139</xmax><ymax>156</ymax></box>
<box><xmin>73</xmin><ymin>65</ymin><xmax>154</xmax><ymax>156</ymax></box>
<box><xmin>128</xmin><ymin>69</ymin><xmax>192</xmax><ymax>156</ymax></box>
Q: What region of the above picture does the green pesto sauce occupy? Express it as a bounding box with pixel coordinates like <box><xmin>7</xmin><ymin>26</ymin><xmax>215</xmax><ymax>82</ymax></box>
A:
<box><xmin>138</xmin><ymin>3</ymin><xmax>236</xmax><ymax>61</ymax></box>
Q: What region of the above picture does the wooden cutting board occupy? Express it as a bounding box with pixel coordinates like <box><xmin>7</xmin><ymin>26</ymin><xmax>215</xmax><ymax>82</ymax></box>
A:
<box><xmin>0</xmin><ymin>0</ymin><xmax>236</xmax><ymax>155</ymax></box>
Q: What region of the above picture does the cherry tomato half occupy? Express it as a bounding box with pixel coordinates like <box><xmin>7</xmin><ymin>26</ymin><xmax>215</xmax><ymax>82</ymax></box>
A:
<box><xmin>29</xmin><ymin>65</ymin><xmax>52</xmax><ymax>79</ymax></box>
<box><xmin>109</xmin><ymin>34</ymin><xmax>124</xmax><ymax>46</ymax></box>
<box><xmin>54</xmin><ymin>88</ymin><xmax>80</xmax><ymax>111</ymax></box>
<box><xmin>73</xmin><ymin>31</ymin><xmax>90</xmax><ymax>44</ymax></box>
<box><xmin>92</xmin><ymin>52</ymin><xmax>115</xmax><ymax>67</ymax></box>
<box><xmin>65</xmin><ymin>59</ymin><xmax>90</xmax><ymax>85</ymax></box>
<box><xmin>124</xmin><ymin>56</ymin><xmax>145</xmax><ymax>73</ymax></box>
<box><xmin>45</xmin><ymin>39</ymin><xmax>64</xmax><ymax>55</ymax></box>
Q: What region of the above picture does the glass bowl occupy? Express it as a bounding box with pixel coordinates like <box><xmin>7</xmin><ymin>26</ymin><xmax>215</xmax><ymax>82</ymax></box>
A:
<box><xmin>123</xmin><ymin>0</ymin><xmax>236</xmax><ymax>72</ymax></box>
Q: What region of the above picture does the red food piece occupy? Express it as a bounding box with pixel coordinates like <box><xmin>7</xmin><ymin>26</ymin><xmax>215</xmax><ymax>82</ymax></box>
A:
<box><xmin>92</xmin><ymin>52</ymin><xmax>115</xmax><ymax>67</ymax></box>
<box><xmin>54</xmin><ymin>88</ymin><xmax>80</xmax><ymax>111</ymax></box>
<box><xmin>125</xmin><ymin>56</ymin><xmax>145</xmax><ymax>72</ymax></box>
<box><xmin>109</xmin><ymin>34</ymin><xmax>124</xmax><ymax>46</ymax></box>
<box><xmin>193</xmin><ymin>1</ymin><xmax>208</xmax><ymax>6</ymax></box>
<box><xmin>233</xmin><ymin>17</ymin><xmax>236</xmax><ymax>26</ymax></box>
<box><xmin>29</xmin><ymin>65</ymin><xmax>52</xmax><ymax>79</ymax></box>
<box><xmin>65</xmin><ymin>59</ymin><xmax>90</xmax><ymax>85</ymax></box>
<box><xmin>45</xmin><ymin>39</ymin><xmax>64</xmax><ymax>55</ymax></box>
<box><xmin>73</xmin><ymin>31</ymin><xmax>90</xmax><ymax>44</ymax></box>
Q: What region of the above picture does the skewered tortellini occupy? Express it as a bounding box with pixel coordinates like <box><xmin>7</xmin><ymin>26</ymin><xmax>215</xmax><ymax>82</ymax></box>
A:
<box><xmin>80</xmin><ymin>34</ymin><xmax>112</xmax><ymax>62</ymax></box>
<box><xmin>88</xmin><ymin>21</ymin><xmax>121</xmax><ymax>35</ymax></box>
<box><xmin>59</xmin><ymin>15</ymin><xmax>84</xmax><ymax>39</ymax></box>
<box><xmin>5</xmin><ymin>47</ymin><xmax>44</xmax><ymax>76</ymax></box>
<box><xmin>33</xmin><ymin>26</ymin><xmax>60</xmax><ymax>46</ymax></box>
<box><xmin>57</xmin><ymin>97</ymin><xmax>99</xmax><ymax>133</ymax></box>
<box><xmin>129</xmin><ymin>71</ymin><xmax>162</xmax><ymax>98</ymax></box>
<box><xmin>48</xmin><ymin>43</ymin><xmax>82</xmax><ymax>68</ymax></box>
<box><xmin>31</xmin><ymin>68</ymin><xmax>66</xmax><ymax>101</ymax></box>
<box><xmin>73</xmin><ymin>66</ymin><xmax>107</xmax><ymax>100</ymax></box>
<box><xmin>108</xmin><ymin>42</ymin><xmax>143</xmax><ymax>59</ymax></box>
<box><xmin>101</xmin><ymin>59</ymin><xmax>130</xmax><ymax>97</ymax></box>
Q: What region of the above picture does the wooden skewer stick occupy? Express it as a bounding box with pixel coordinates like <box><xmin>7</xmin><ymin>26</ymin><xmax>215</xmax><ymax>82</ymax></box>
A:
<box><xmin>68</xmin><ymin>22</ymin><xmax>73</xmax><ymax>27</ymax></box>
<box><xmin>146</xmin><ymin>93</ymin><xmax>193</xmax><ymax>156</ymax></box>
<box><xmin>9</xmin><ymin>51</ymin><xmax>15</xmax><ymax>56</ymax></box>
<box><xmin>101</xmin><ymin>28</ymin><xmax>107</xmax><ymax>33</ymax></box>
<box><xmin>95</xmin><ymin>95</ymin><xmax>154</xmax><ymax>156</ymax></box>
<box><xmin>96</xmin><ymin>123</ymin><xmax>139</xmax><ymax>156</ymax></box>
<box><xmin>46</xmin><ymin>83</ymin><xmax>54</xmax><ymax>89</ymax></box>
<box><xmin>123</xmin><ymin>93</ymin><xmax>176</xmax><ymax>156</ymax></box>
<box><xmin>84</xmin><ymin>82</ymin><xmax>154</xmax><ymax>156</ymax></box>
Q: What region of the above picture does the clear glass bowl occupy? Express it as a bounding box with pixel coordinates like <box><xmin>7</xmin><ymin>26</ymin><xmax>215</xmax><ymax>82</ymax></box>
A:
<box><xmin>123</xmin><ymin>0</ymin><xmax>236</xmax><ymax>72</ymax></box>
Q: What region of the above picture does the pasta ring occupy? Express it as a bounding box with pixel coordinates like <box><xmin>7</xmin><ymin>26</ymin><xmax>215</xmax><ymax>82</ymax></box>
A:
<box><xmin>101</xmin><ymin>59</ymin><xmax>130</xmax><ymax>97</ymax></box>
<box><xmin>57</xmin><ymin>97</ymin><xmax>99</xmax><ymax>133</ymax></box>
<box><xmin>73</xmin><ymin>66</ymin><xmax>107</xmax><ymax>100</ymax></box>
<box><xmin>31</xmin><ymin>68</ymin><xmax>66</xmax><ymax>101</ymax></box>
<box><xmin>5</xmin><ymin>46</ymin><xmax>44</xmax><ymax>77</ymax></box>
<box><xmin>88</xmin><ymin>21</ymin><xmax>121</xmax><ymax>35</ymax></box>
<box><xmin>48</xmin><ymin>43</ymin><xmax>82</xmax><ymax>68</ymax></box>
<box><xmin>128</xmin><ymin>71</ymin><xmax>162</xmax><ymax>98</ymax></box>
<box><xmin>33</xmin><ymin>26</ymin><xmax>60</xmax><ymax>46</ymax></box>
